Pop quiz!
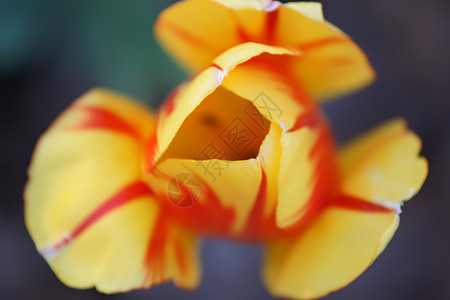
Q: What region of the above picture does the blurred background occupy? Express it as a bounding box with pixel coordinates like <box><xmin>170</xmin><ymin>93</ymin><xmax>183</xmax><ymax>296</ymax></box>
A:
<box><xmin>1</xmin><ymin>0</ymin><xmax>449</xmax><ymax>299</ymax></box>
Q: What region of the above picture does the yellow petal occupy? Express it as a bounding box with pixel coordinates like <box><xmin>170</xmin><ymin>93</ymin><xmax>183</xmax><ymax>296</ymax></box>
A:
<box><xmin>290</xmin><ymin>39</ymin><xmax>375</xmax><ymax>101</ymax></box>
<box><xmin>26</xmin><ymin>89</ymin><xmax>153</xmax><ymax>246</ymax></box>
<box><xmin>154</xmin><ymin>0</ymin><xmax>241</xmax><ymax>72</ymax></box>
<box><xmin>39</xmin><ymin>194</ymin><xmax>201</xmax><ymax>292</ymax></box>
<box><xmin>42</xmin><ymin>189</ymin><xmax>159</xmax><ymax>292</ymax></box>
<box><xmin>155</xmin><ymin>0</ymin><xmax>375</xmax><ymax>100</ymax></box>
<box><xmin>276</xmin><ymin>126</ymin><xmax>320</xmax><ymax>228</ymax></box>
<box><xmin>258</xmin><ymin>123</ymin><xmax>283</xmax><ymax>218</ymax></box>
<box><xmin>25</xmin><ymin>89</ymin><xmax>200</xmax><ymax>292</ymax></box>
<box><xmin>277</xmin><ymin>3</ymin><xmax>375</xmax><ymax>99</ymax></box>
<box><xmin>339</xmin><ymin>118</ymin><xmax>428</xmax><ymax>207</ymax></box>
<box><xmin>276</xmin><ymin>115</ymin><xmax>341</xmax><ymax>229</ymax></box>
<box><xmin>263</xmin><ymin>207</ymin><xmax>398</xmax><ymax>299</ymax></box>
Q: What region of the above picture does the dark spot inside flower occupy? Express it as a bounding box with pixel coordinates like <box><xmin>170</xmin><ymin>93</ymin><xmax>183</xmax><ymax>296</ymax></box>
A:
<box><xmin>201</xmin><ymin>114</ymin><xmax>219</xmax><ymax>128</ymax></box>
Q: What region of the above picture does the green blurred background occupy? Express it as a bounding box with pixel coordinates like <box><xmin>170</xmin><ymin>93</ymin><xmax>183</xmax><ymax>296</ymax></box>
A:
<box><xmin>0</xmin><ymin>0</ymin><xmax>185</xmax><ymax>101</ymax></box>
<box><xmin>1</xmin><ymin>0</ymin><xmax>449</xmax><ymax>299</ymax></box>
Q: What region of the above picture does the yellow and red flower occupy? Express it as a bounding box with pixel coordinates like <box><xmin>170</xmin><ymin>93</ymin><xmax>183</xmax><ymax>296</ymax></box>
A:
<box><xmin>25</xmin><ymin>1</ymin><xmax>428</xmax><ymax>299</ymax></box>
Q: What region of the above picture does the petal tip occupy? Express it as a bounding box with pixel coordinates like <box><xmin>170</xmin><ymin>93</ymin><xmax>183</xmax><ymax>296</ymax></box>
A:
<box><xmin>212</xmin><ymin>68</ymin><xmax>226</xmax><ymax>84</ymax></box>
<box><xmin>264</xmin><ymin>1</ymin><xmax>281</xmax><ymax>12</ymax></box>
<box><xmin>381</xmin><ymin>201</ymin><xmax>403</xmax><ymax>214</ymax></box>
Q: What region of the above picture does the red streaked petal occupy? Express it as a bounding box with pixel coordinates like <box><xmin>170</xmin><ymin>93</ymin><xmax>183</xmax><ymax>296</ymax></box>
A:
<box><xmin>24</xmin><ymin>88</ymin><xmax>200</xmax><ymax>293</ymax></box>
<box><xmin>69</xmin><ymin>104</ymin><xmax>141</xmax><ymax>140</ymax></box>
<box><xmin>263</xmin><ymin>207</ymin><xmax>399</xmax><ymax>299</ymax></box>
<box><xmin>39</xmin><ymin>181</ymin><xmax>153</xmax><ymax>258</ymax></box>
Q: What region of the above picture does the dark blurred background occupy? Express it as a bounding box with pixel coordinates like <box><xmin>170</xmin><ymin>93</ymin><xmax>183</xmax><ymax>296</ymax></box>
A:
<box><xmin>1</xmin><ymin>0</ymin><xmax>449</xmax><ymax>299</ymax></box>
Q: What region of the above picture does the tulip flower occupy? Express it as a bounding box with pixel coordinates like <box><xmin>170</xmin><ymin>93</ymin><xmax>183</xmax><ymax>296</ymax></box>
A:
<box><xmin>26</xmin><ymin>43</ymin><xmax>427</xmax><ymax>298</ymax></box>
<box><xmin>25</xmin><ymin>1</ymin><xmax>428</xmax><ymax>299</ymax></box>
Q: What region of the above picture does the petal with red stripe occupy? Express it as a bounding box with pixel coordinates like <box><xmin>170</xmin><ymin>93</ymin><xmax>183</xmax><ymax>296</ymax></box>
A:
<box><xmin>263</xmin><ymin>206</ymin><xmax>398</xmax><ymax>299</ymax></box>
<box><xmin>25</xmin><ymin>89</ymin><xmax>201</xmax><ymax>292</ymax></box>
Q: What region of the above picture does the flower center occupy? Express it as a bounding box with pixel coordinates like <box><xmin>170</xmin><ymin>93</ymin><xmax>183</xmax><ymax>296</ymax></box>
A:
<box><xmin>160</xmin><ymin>87</ymin><xmax>271</xmax><ymax>162</ymax></box>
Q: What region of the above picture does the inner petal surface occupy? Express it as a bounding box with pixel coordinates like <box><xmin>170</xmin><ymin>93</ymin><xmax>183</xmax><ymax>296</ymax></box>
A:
<box><xmin>160</xmin><ymin>87</ymin><xmax>270</xmax><ymax>162</ymax></box>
